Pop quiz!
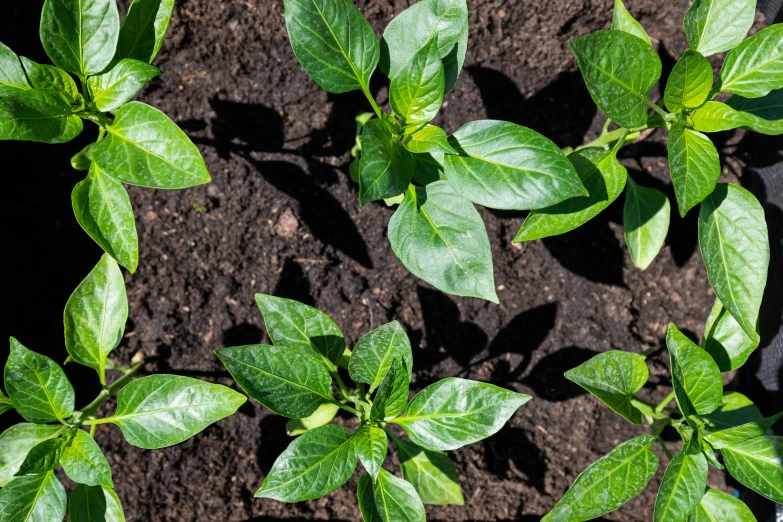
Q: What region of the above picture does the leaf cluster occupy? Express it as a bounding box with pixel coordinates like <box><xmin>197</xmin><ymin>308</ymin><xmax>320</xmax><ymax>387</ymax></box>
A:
<box><xmin>0</xmin><ymin>255</ymin><xmax>245</xmax><ymax>521</ymax></box>
<box><xmin>0</xmin><ymin>0</ymin><xmax>210</xmax><ymax>273</ymax></box>
<box><xmin>217</xmin><ymin>296</ymin><xmax>531</xmax><ymax>521</ymax></box>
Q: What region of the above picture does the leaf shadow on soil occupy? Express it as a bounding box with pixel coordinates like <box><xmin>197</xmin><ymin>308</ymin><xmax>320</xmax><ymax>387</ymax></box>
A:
<box><xmin>184</xmin><ymin>97</ymin><xmax>373</xmax><ymax>269</ymax></box>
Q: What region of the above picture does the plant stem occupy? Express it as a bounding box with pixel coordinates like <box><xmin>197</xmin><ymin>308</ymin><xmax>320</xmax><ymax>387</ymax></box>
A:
<box><xmin>332</xmin><ymin>372</ymin><xmax>352</xmax><ymax>402</ymax></box>
<box><xmin>657</xmin><ymin>436</ymin><xmax>674</xmax><ymax>459</ymax></box>
<box><xmin>329</xmin><ymin>398</ymin><xmax>361</xmax><ymax>417</ymax></box>
<box><xmin>576</xmin><ymin>126</ymin><xmax>639</xmax><ymax>151</ymax></box>
<box><xmin>645</xmin><ymin>99</ymin><xmax>670</xmax><ymax>120</ymax></box>
<box><xmin>655</xmin><ymin>391</ymin><xmax>676</xmax><ymax>414</ymax></box>
<box><xmin>361</xmin><ymin>85</ymin><xmax>384</xmax><ymax>119</ymax></box>
<box><xmin>70</xmin><ymin>363</ymin><xmax>143</xmax><ymax>427</ymax></box>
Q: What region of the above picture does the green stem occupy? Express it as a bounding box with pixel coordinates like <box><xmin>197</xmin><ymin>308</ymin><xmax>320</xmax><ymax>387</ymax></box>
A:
<box><xmin>655</xmin><ymin>391</ymin><xmax>676</xmax><ymax>414</ymax></box>
<box><xmin>79</xmin><ymin>75</ymin><xmax>91</xmax><ymax>104</ymax></box>
<box><xmin>657</xmin><ymin>436</ymin><xmax>674</xmax><ymax>459</ymax></box>
<box><xmin>332</xmin><ymin>372</ymin><xmax>352</xmax><ymax>402</ymax></box>
<box><xmin>329</xmin><ymin>398</ymin><xmax>360</xmax><ymax>417</ymax></box>
<box><xmin>70</xmin><ymin>363</ymin><xmax>143</xmax><ymax>427</ymax></box>
<box><xmin>576</xmin><ymin>126</ymin><xmax>637</xmax><ymax>152</ymax></box>
<box><xmin>631</xmin><ymin>397</ymin><xmax>668</xmax><ymax>420</ymax></box>
<box><xmin>645</xmin><ymin>99</ymin><xmax>670</xmax><ymax>120</ymax></box>
<box><xmin>361</xmin><ymin>85</ymin><xmax>384</xmax><ymax>119</ymax></box>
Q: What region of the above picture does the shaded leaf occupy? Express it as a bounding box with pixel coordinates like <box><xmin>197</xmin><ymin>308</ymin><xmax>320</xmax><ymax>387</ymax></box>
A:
<box><xmin>722</xmin><ymin>436</ymin><xmax>783</xmax><ymax>503</ymax></box>
<box><xmin>570</xmin><ymin>30</ymin><xmax>661</xmax><ymax>128</ymax></box>
<box><xmin>69</xmin><ymin>484</ymin><xmax>125</xmax><ymax>522</ymax></box>
<box><xmin>720</xmin><ymin>25</ymin><xmax>783</xmax><ymax>98</ymax></box>
<box><xmin>391</xmin><ymin>432</ymin><xmax>463</xmax><ymax>505</ymax></box>
<box><xmin>623</xmin><ymin>177</ymin><xmax>670</xmax><ymax>270</ymax></box>
<box><xmin>564</xmin><ymin>350</ymin><xmax>648</xmax><ymax>424</ymax></box>
<box><xmin>667</xmin><ymin>124</ymin><xmax>720</xmax><ymax>217</ymax></box>
<box><xmin>667</xmin><ymin>323</ymin><xmax>723</xmax><ymax>420</ymax></box>
<box><xmin>255</xmin><ymin>294</ymin><xmax>345</xmax><ymax>372</ymax></box>
<box><xmin>115</xmin><ymin>0</ymin><xmax>175</xmax><ymax>64</ymax></box>
<box><xmin>0</xmin><ymin>424</ymin><xmax>62</xmax><ymax>486</ymax></box>
<box><xmin>544</xmin><ymin>436</ymin><xmax>659</xmax><ymax>522</ymax></box>
<box><xmin>373</xmin><ymin>468</ymin><xmax>426</xmax><ymax>522</ymax></box>
<box><xmin>60</xmin><ymin>429</ymin><xmax>113</xmax><ymax>487</ymax></box>
<box><xmin>726</xmin><ymin>87</ymin><xmax>783</xmax><ymax>135</ymax></box>
<box><xmin>690</xmin><ymin>101</ymin><xmax>755</xmax><ymax>132</ymax></box>
<box><xmin>702</xmin><ymin>297</ymin><xmax>759</xmax><ymax>372</ymax></box>
<box><xmin>92</xmin><ymin>102</ymin><xmax>210</xmax><ymax>189</ymax></box>
<box><xmin>689</xmin><ymin>487</ymin><xmax>757</xmax><ymax>522</ymax></box>
<box><xmin>358</xmin><ymin>473</ymin><xmax>383</xmax><ymax>522</ymax></box>
<box><xmin>704</xmin><ymin>411</ymin><xmax>783</xmax><ymax>449</ymax></box>
<box><xmin>684</xmin><ymin>0</ymin><xmax>756</xmax><ymax>56</ymax></box>
<box><xmin>355</xmin><ymin>426</ymin><xmax>387</xmax><ymax>481</ymax></box>
<box><xmin>359</xmin><ymin>118</ymin><xmax>415</xmax><ymax>205</ymax></box>
<box><xmin>370</xmin><ymin>358</ymin><xmax>409</xmax><ymax>421</ymax></box>
<box><xmin>699</xmin><ymin>184</ymin><xmax>769</xmax><ymax>341</ymax></box>
<box><xmin>388</xmin><ymin>181</ymin><xmax>497</xmax><ymax>302</ymax></box>
<box><xmin>88</xmin><ymin>58</ymin><xmax>161</xmax><ymax>112</ymax></box>
<box><xmin>391</xmin><ymin>378</ymin><xmax>530</xmax><ymax>451</ymax></box>
<box><xmin>444</xmin><ymin>120</ymin><xmax>585</xmax><ymax>210</ymax></box>
<box><xmin>283</xmin><ymin>0</ymin><xmax>379</xmax><ymax>94</ymax></box>
<box><xmin>0</xmin><ymin>88</ymin><xmax>82</xmax><ymax>144</ymax></box>
<box><xmin>349</xmin><ymin>321</ymin><xmax>412</xmax><ymax>392</ymax></box>
<box><xmin>0</xmin><ymin>42</ymin><xmax>30</xmax><ymax>95</ymax></box>
<box><xmin>514</xmin><ymin>147</ymin><xmax>626</xmax><ymax>241</ymax></box>
<box><xmin>413</xmin><ymin>151</ymin><xmax>446</xmax><ymax>185</ymax></box>
<box><xmin>15</xmin><ymin>438</ymin><xmax>66</xmax><ymax>477</ymax></box>
<box><xmin>663</xmin><ymin>50</ymin><xmax>713</xmax><ymax>113</ymax></box>
<box><xmin>0</xmin><ymin>471</ymin><xmax>66</xmax><ymax>522</ymax></box>
<box><xmin>4</xmin><ymin>338</ymin><xmax>75</xmax><ymax>424</ymax></box>
<box><xmin>216</xmin><ymin>344</ymin><xmax>333</xmax><ymax>419</ymax></box>
<box><xmin>286</xmin><ymin>402</ymin><xmax>340</xmax><ymax>436</ymax></box>
<box><xmin>71</xmin><ymin>143</ymin><xmax>94</xmax><ymax>170</ymax></box>
<box><xmin>107</xmin><ymin>374</ymin><xmax>246</xmax><ymax>449</ymax></box>
<box><xmin>19</xmin><ymin>57</ymin><xmax>78</xmax><ymax>99</ymax></box>
<box><xmin>701</xmin><ymin>392</ymin><xmax>763</xmax><ymax>431</ymax></box>
<box><xmin>256</xmin><ymin>424</ymin><xmax>356</xmax><ymax>501</ymax></box>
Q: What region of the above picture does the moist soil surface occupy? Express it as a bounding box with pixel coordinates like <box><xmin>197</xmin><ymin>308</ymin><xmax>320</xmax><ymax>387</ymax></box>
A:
<box><xmin>0</xmin><ymin>0</ymin><xmax>765</xmax><ymax>520</ymax></box>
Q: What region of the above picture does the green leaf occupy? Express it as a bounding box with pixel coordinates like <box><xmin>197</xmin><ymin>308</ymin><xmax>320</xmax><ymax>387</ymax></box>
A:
<box><xmin>0</xmin><ymin>471</ymin><xmax>66</xmax><ymax>522</ymax></box>
<box><xmin>390</xmin><ymin>432</ymin><xmax>463</xmax><ymax>505</ymax></box>
<box><xmin>115</xmin><ymin>0</ymin><xmax>175</xmax><ymax>64</ymax></box>
<box><xmin>4</xmin><ymin>337</ymin><xmax>75</xmax><ymax>424</ymax></box>
<box><xmin>0</xmin><ymin>392</ymin><xmax>12</xmax><ymax>417</ymax></box>
<box><xmin>704</xmin><ymin>411</ymin><xmax>783</xmax><ymax>449</ymax></box>
<box><xmin>71</xmin><ymin>143</ymin><xmax>94</xmax><ymax>171</ymax></box>
<box><xmin>358</xmin><ymin>474</ymin><xmax>383</xmax><ymax>522</ymax></box>
<box><xmin>690</xmin><ymin>101</ymin><xmax>755</xmax><ymax>132</ymax></box>
<box><xmin>720</xmin><ymin>25</ymin><xmax>783</xmax><ymax>98</ymax></box>
<box><xmin>722</xmin><ymin>436</ymin><xmax>783</xmax><ymax>503</ymax></box>
<box><xmin>106</xmin><ymin>374</ymin><xmax>246</xmax><ymax>449</ymax></box>
<box><xmin>667</xmin><ymin>124</ymin><xmax>720</xmax><ymax>217</ymax></box>
<box><xmin>359</xmin><ymin>118</ymin><xmax>415</xmax><ymax>205</ymax></box>
<box><xmin>0</xmin><ymin>424</ymin><xmax>63</xmax><ymax>486</ymax></box>
<box><xmin>391</xmin><ymin>377</ymin><xmax>530</xmax><ymax>451</ymax></box>
<box><xmin>64</xmin><ymin>254</ymin><xmax>128</xmax><ymax>383</ymax></box>
<box><xmin>623</xmin><ymin>177</ymin><xmax>671</xmax><ymax>270</ymax></box>
<box><xmin>285</xmin><ymin>402</ymin><xmax>340</xmax><ymax>436</ymax></box>
<box><xmin>373</xmin><ymin>468</ymin><xmax>426</xmax><ymax>522</ymax></box>
<box><xmin>544</xmin><ymin>435</ymin><xmax>659</xmax><ymax>522</ymax></box>
<box><xmin>88</xmin><ymin>58</ymin><xmax>161</xmax><ymax>112</ymax></box>
<box><xmin>390</xmin><ymin>37</ymin><xmax>444</xmax><ymax>125</ymax></box>
<box><xmin>73</xmin><ymin>164</ymin><xmax>139</xmax><ymax>273</ymax></box>
<box><xmin>444</xmin><ymin>120</ymin><xmax>585</xmax><ymax>210</ymax></box>
<box><xmin>256</xmin><ymin>424</ymin><xmax>356</xmax><ymax>501</ymax></box>
<box><xmin>355</xmin><ymin>426</ymin><xmax>388</xmax><ymax>481</ymax></box>
<box><xmin>667</xmin><ymin>323</ymin><xmax>723</xmax><ymax>419</ymax></box>
<box><xmin>40</xmin><ymin>0</ymin><xmax>120</xmax><ymax>76</ymax></box>
<box><xmin>19</xmin><ymin>57</ymin><xmax>78</xmax><ymax>99</ymax></box>
<box><xmin>514</xmin><ymin>147</ymin><xmax>626</xmax><ymax>242</ymax></box>
<box><xmin>570</xmin><ymin>30</ymin><xmax>661</xmax><ymax>128</ymax></box>
<box><xmin>69</xmin><ymin>484</ymin><xmax>125</xmax><ymax>522</ymax></box>
<box><xmin>698</xmin><ymin>184</ymin><xmax>769</xmax><ymax>342</ymax></box>
<box><xmin>349</xmin><ymin>321</ymin><xmax>412</xmax><ymax>392</ymax></box>
<box><xmin>0</xmin><ymin>42</ymin><xmax>30</xmax><ymax>95</ymax></box>
<box><xmin>702</xmin><ymin>297</ymin><xmax>759</xmax><ymax>372</ymax></box>
<box><xmin>700</xmin><ymin>392</ymin><xmax>763</xmax><ymax>431</ymax></box>
<box><xmin>370</xmin><ymin>358</ymin><xmax>410</xmax><ymax>421</ymax></box>
<box><xmin>684</xmin><ymin>0</ymin><xmax>756</xmax><ymax>57</ymax></box>
<box><xmin>403</xmin><ymin>125</ymin><xmax>458</xmax><ymax>155</ymax></box>
<box><xmin>15</xmin><ymin>438</ymin><xmax>66</xmax><ymax>476</ymax></box>
<box><xmin>653</xmin><ymin>440</ymin><xmax>708</xmax><ymax>522</ymax></box>
<box><xmin>388</xmin><ymin>181</ymin><xmax>497</xmax><ymax>302</ymax></box>
<box><xmin>611</xmin><ymin>0</ymin><xmax>651</xmax><ymax>45</ymax></box>
<box><xmin>216</xmin><ymin>344</ymin><xmax>333</xmax><ymax>418</ymax></box>
<box><xmin>380</xmin><ymin>0</ymin><xmax>468</xmax><ymax>93</ymax></box>
<box><xmin>413</xmin><ymin>151</ymin><xmax>446</xmax><ymax>185</ymax></box>
<box><xmin>283</xmin><ymin>0</ymin><xmax>378</xmax><ymax>94</ymax></box>
<box><xmin>726</xmin><ymin>88</ymin><xmax>783</xmax><ymax>135</ymax></box>
<box><xmin>564</xmin><ymin>350</ymin><xmax>648</xmax><ymax>424</ymax></box>
<box><xmin>0</xmin><ymin>89</ymin><xmax>82</xmax><ymax>144</ymax></box>
<box><xmin>663</xmin><ymin>50</ymin><xmax>713</xmax><ymax>113</ymax></box>
<box><xmin>92</xmin><ymin>102</ymin><xmax>210</xmax><ymax>189</ymax></box>
<box><xmin>689</xmin><ymin>488</ymin><xmax>757</xmax><ymax>522</ymax></box>
<box><xmin>60</xmin><ymin>429</ymin><xmax>113</xmax><ymax>487</ymax></box>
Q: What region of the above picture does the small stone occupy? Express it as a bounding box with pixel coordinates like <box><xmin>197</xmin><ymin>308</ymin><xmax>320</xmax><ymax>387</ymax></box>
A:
<box><xmin>275</xmin><ymin>208</ymin><xmax>299</xmax><ymax>238</ymax></box>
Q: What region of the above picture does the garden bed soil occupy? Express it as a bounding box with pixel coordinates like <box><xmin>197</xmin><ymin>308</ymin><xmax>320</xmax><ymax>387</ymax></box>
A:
<box><xmin>1</xmin><ymin>0</ymin><xmax>766</xmax><ymax>520</ymax></box>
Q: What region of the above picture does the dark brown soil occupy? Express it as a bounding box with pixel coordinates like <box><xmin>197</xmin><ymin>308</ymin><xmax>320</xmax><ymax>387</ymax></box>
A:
<box><xmin>1</xmin><ymin>0</ymin><xmax>766</xmax><ymax>520</ymax></box>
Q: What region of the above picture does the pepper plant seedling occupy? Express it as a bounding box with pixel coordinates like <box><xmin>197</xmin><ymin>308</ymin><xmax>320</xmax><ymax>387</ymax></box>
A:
<box><xmin>0</xmin><ymin>254</ymin><xmax>245</xmax><ymax>521</ymax></box>
<box><xmin>216</xmin><ymin>295</ymin><xmax>531</xmax><ymax>520</ymax></box>
<box><xmin>0</xmin><ymin>0</ymin><xmax>210</xmax><ymax>273</ymax></box>
<box><xmin>545</xmin><ymin>319</ymin><xmax>783</xmax><ymax>521</ymax></box>
<box><xmin>283</xmin><ymin>0</ymin><xmax>591</xmax><ymax>303</ymax></box>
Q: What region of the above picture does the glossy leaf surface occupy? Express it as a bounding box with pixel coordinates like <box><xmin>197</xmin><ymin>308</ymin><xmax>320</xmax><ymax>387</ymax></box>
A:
<box><xmin>390</xmin><ymin>37</ymin><xmax>444</xmax><ymax>124</ymax></box>
<box><xmin>391</xmin><ymin>433</ymin><xmax>463</xmax><ymax>505</ymax></box>
<box><xmin>663</xmin><ymin>50</ymin><xmax>713</xmax><ymax>113</ymax></box>
<box><xmin>690</xmin><ymin>101</ymin><xmax>755</xmax><ymax>132</ymax></box>
<box><xmin>684</xmin><ymin>0</ymin><xmax>756</xmax><ymax>56</ymax></box>
<box><xmin>689</xmin><ymin>488</ymin><xmax>757</xmax><ymax>522</ymax></box>
<box><xmin>703</xmin><ymin>298</ymin><xmax>759</xmax><ymax>372</ymax></box>
<box><xmin>0</xmin><ymin>471</ymin><xmax>66</xmax><ymax>522</ymax></box>
<box><xmin>216</xmin><ymin>345</ymin><xmax>332</xmax><ymax>418</ymax></box>
<box><xmin>444</xmin><ymin>120</ymin><xmax>585</xmax><ymax>210</ymax></box>
<box><xmin>355</xmin><ymin>426</ymin><xmax>387</xmax><ymax>481</ymax></box>
<box><xmin>514</xmin><ymin>147</ymin><xmax>626</xmax><ymax>241</ymax></box>
<box><xmin>667</xmin><ymin>324</ymin><xmax>722</xmax><ymax>418</ymax></box>
<box><xmin>388</xmin><ymin>181</ymin><xmax>497</xmax><ymax>302</ymax></box>
<box><xmin>722</xmin><ymin>436</ymin><xmax>783</xmax><ymax>503</ymax></box>
<box><xmin>564</xmin><ymin>350</ymin><xmax>648</xmax><ymax>424</ymax></box>
<box><xmin>349</xmin><ymin>321</ymin><xmax>412</xmax><ymax>392</ymax></box>
<box><xmin>92</xmin><ymin>102</ymin><xmax>210</xmax><ymax>189</ymax></box>
<box><xmin>373</xmin><ymin>468</ymin><xmax>426</xmax><ymax>522</ymax></box>
<box><xmin>623</xmin><ymin>177</ymin><xmax>670</xmax><ymax>270</ymax></box>
<box><xmin>570</xmin><ymin>30</ymin><xmax>661</xmax><ymax>128</ymax></box>
<box><xmin>726</xmin><ymin>88</ymin><xmax>783</xmax><ymax>135</ymax></box>
<box><xmin>611</xmin><ymin>0</ymin><xmax>651</xmax><ymax>45</ymax></box>
<box><xmin>370</xmin><ymin>358</ymin><xmax>409</xmax><ymax>421</ymax></box>
<box><xmin>256</xmin><ymin>424</ymin><xmax>356</xmax><ymax>501</ymax></box>
<box><xmin>402</xmin><ymin>125</ymin><xmax>458</xmax><ymax>155</ymax></box>
<box><xmin>15</xmin><ymin>438</ymin><xmax>66</xmax><ymax>476</ymax></box>
<box><xmin>705</xmin><ymin>412</ymin><xmax>783</xmax><ymax>449</ymax></box>
<box><xmin>0</xmin><ymin>42</ymin><xmax>31</xmax><ymax>95</ymax></box>
<box><xmin>285</xmin><ymin>402</ymin><xmax>340</xmax><ymax>436</ymax></box>
<box><xmin>701</xmin><ymin>392</ymin><xmax>763</xmax><ymax>431</ymax></box>
<box><xmin>60</xmin><ymin>429</ymin><xmax>113</xmax><ymax>487</ymax></box>
<box><xmin>699</xmin><ymin>184</ymin><xmax>769</xmax><ymax>342</ymax></box>
<box><xmin>0</xmin><ymin>424</ymin><xmax>62</xmax><ymax>486</ymax></box>
<box><xmin>0</xmin><ymin>89</ymin><xmax>82</xmax><ymax>144</ymax></box>
<box><xmin>667</xmin><ymin>124</ymin><xmax>720</xmax><ymax>217</ymax></box>
<box><xmin>392</xmin><ymin>378</ymin><xmax>530</xmax><ymax>451</ymax></box>
<box><xmin>359</xmin><ymin>118</ymin><xmax>415</xmax><ymax>205</ymax></box>
<box><xmin>20</xmin><ymin>57</ymin><xmax>78</xmax><ymax>99</ymax></box>
<box><xmin>116</xmin><ymin>0</ymin><xmax>175</xmax><ymax>63</ymax></box>
<box><xmin>88</xmin><ymin>58</ymin><xmax>161</xmax><ymax>112</ymax></box>
<box><xmin>653</xmin><ymin>442</ymin><xmax>708</xmax><ymax>522</ymax></box>
<box><xmin>720</xmin><ymin>25</ymin><xmax>783</xmax><ymax>98</ymax></box>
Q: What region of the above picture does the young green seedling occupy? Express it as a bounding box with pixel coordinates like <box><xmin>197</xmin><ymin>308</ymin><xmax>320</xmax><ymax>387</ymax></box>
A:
<box><xmin>283</xmin><ymin>0</ymin><xmax>590</xmax><ymax>303</ymax></box>
<box><xmin>515</xmin><ymin>0</ymin><xmax>775</xmax><ymax>354</ymax></box>
<box><xmin>0</xmin><ymin>0</ymin><xmax>210</xmax><ymax>273</ymax></box>
<box><xmin>545</xmin><ymin>315</ymin><xmax>781</xmax><ymax>521</ymax></box>
<box><xmin>0</xmin><ymin>255</ymin><xmax>245</xmax><ymax>521</ymax></box>
<box><xmin>216</xmin><ymin>295</ymin><xmax>530</xmax><ymax>521</ymax></box>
